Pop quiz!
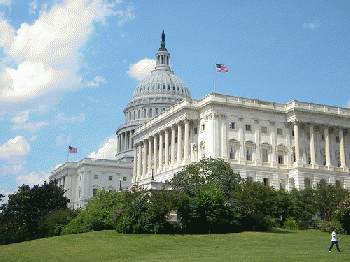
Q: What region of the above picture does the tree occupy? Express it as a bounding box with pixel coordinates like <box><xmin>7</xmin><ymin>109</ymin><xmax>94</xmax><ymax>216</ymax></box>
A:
<box><xmin>169</xmin><ymin>158</ymin><xmax>241</xmax><ymax>197</ymax></box>
<box><xmin>0</xmin><ymin>180</ymin><xmax>69</xmax><ymax>245</ymax></box>
<box><xmin>169</xmin><ymin>158</ymin><xmax>242</xmax><ymax>233</ymax></box>
<box><xmin>314</xmin><ymin>184</ymin><xmax>349</xmax><ymax>221</ymax></box>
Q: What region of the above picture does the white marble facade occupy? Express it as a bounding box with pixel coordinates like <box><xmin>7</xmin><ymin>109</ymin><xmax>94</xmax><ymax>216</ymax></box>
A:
<box><xmin>133</xmin><ymin>93</ymin><xmax>350</xmax><ymax>191</ymax></box>
<box><xmin>50</xmin><ymin>158</ymin><xmax>133</xmax><ymax>209</ymax></box>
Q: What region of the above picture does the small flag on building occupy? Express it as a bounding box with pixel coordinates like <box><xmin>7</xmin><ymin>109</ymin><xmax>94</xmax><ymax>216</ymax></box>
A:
<box><xmin>69</xmin><ymin>146</ymin><xmax>77</xmax><ymax>153</ymax></box>
<box><xmin>216</xmin><ymin>64</ymin><xmax>228</xmax><ymax>72</ymax></box>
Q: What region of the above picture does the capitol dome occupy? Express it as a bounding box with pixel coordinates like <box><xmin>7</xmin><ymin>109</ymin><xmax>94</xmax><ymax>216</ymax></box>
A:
<box><xmin>115</xmin><ymin>31</ymin><xmax>191</xmax><ymax>161</ymax></box>
<box><xmin>132</xmin><ymin>71</ymin><xmax>190</xmax><ymax>99</ymax></box>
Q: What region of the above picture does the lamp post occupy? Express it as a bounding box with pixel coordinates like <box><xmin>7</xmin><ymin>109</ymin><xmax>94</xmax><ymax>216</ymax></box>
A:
<box><xmin>119</xmin><ymin>177</ymin><xmax>122</xmax><ymax>191</ymax></box>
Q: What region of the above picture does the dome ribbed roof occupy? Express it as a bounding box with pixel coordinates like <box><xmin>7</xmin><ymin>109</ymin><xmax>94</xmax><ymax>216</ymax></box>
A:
<box><xmin>132</xmin><ymin>70</ymin><xmax>190</xmax><ymax>99</ymax></box>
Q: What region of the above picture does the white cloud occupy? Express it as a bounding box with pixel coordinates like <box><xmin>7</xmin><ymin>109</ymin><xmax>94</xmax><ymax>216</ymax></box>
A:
<box><xmin>0</xmin><ymin>136</ymin><xmax>30</xmax><ymax>158</ymax></box>
<box><xmin>16</xmin><ymin>172</ymin><xmax>50</xmax><ymax>187</ymax></box>
<box><xmin>88</xmin><ymin>138</ymin><xmax>117</xmax><ymax>159</ymax></box>
<box><xmin>303</xmin><ymin>20</ymin><xmax>320</xmax><ymax>30</ymax></box>
<box><xmin>29</xmin><ymin>0</ymin><xmax>38</xmax><ymax>15</ymax></box>
<box><xmin>0</xmin><ymin>0</ymin><xmax>11</xmax><ymax>7</ymax></box>
<box><xmin>127</xmin><ymin>58</ymin><xmax>156</xmax><ymax>80</ymax></box>
<box><xmin>30</xmin><ymin>136</ymin><xmax>38</xmax><ymax>142</ymax></box>
<box><xmin>0</xmin><ymin>0</ymin><xmax>134</xmax><ymax>111</ymax></box>
<box><xmin>12</xmin><ymin>121</ymin><xmax>49</xmax><ymax>132</ymax></box>
<box><xmin>346</xmin><ymin>101</ymin><xmax>350</xmax><ymax>108</ymax></box>
<box><xmin>86</xmin><ymin>76</ymin><xmax>106</xmax><ymax>87</ymax></box>
<box><xmin>56</xmin><ymin>134</ymin><xmax>72</xmax><ymax>147</ymax></box>
<box><xmin>0</xmin><ymin>188</ymin><xmax>12</xmax><ymax>204</ymax></box>
<box><xmin>11</xmin><ymin>110</ymin><xmax>29</xmax><ymax>123</ymax></box>
<box><xmin>54</xmin><ymin>113</ymin><xmax>85</xmax><ymax>126</ymax></box>
<box><xmin>2</xmin><ymin>164</ymin><xmax>24</xmax><ymax>174</ymax></box>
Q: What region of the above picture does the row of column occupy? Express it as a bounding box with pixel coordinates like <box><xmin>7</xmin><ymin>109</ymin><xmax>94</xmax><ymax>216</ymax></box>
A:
<box><xmin>294</xmin><ymin>122</ymin><xmax>347</xmax><ymax>168</ymax></box>
<box><xmin>134</xmin><ymin>120</ymin><xmax>191</xmax><ymax>180</ymax></box>
<box><xmin>117</xmin><ymin>130</ymin><xmax>134</xmax><ymax>153</ymax></box>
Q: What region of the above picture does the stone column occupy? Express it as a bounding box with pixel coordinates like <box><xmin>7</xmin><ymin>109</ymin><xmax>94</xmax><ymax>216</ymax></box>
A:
<box><xmin>137</xmin><ymin>144</ymin><xmax>142</xmax><ymax>179</ymax></box>
<box><xmin>340</xmin><ymin>128</ymin><xmax>346</xmax><ymax>168</ymax></box>
<box><xmin>325</xmin><ymin>127</ymin><xmax>331</xmax><ymax>166</ymax></box>
<box><xmin>310</xmin><ymin>124</ymin><xmax>316</xmax><ymax>166</ymax></box>
<box><xmin>171</xmin><ymin>126</ymin><xmax>176</xmax><ymax>165</ymax></box>
<box><xmin>238</xmin><ymin>118</ymin><xmax>245</xmax><ymax>164</ymax></box>
<box><xmin>159</xmin><ymin>132</ymin><xmax>164</xmax><ymax>170</ymax></box>
<box><xmin>177</xmin><ymin>124</ymin><xmax>182</xmax><ymax>163</ymax></box>
<box><xmin>221</xmin><ymin>118</ymin><xmax>228</xmax><ymax>159</ymax></box>
<box><xmin>271</xmin><ymin>125</ymin><xmax>276</xmax><ymax>167</ymax></box>
<box><xmin>153</xmin><ymin>135</ymin><xmax>158</xmax><ymax>172</ymax></box>
<box><xmin>165</xmin><ymin>129</ymin><xmax>169</xmax><ymax>167</ymax></box>
<box><xmin>254</xmin><ymin>121</ymin><xmax>261</xmax><ymax>165</ymax></box>
<box><xmin>184</xmin><ymin>120</ymin><xmax>190</xmax><ymax>164</ymax></box>
<box><xmin>148</xmin><ymin>139</ymin><xmax>152</xmax><ymax>174</ymax></box>
<box><xmin>142</xmin><ymin>142</ymin><xmax>147</xmax><ymax>176</ymax></box>
<box><xmin>294</xmin><ymin>122</ymin><xmax>300</xmax><ymax>164</ymax></box>
<box><xmin>133</xmin><ymin>144</ymin><xmax>137</xmax><ymax>180</ymax></box>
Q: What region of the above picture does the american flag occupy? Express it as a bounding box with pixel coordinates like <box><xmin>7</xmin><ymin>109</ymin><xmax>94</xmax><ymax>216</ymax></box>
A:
<box><xmin>69</xmin><ymin>146</ymin><xmax>77</xmax><ymax>153</ymax></box>
<box><xmin>216</xmin><ymin>64</ymin><xmax>228</xmax><ymax>72</ymax></box>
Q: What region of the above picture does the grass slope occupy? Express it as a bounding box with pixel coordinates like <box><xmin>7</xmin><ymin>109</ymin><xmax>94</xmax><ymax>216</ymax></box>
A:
<box><xmin>0</xmin><ymin>229</ymin><xmax>349</xmax><ymax>262</ymax></box>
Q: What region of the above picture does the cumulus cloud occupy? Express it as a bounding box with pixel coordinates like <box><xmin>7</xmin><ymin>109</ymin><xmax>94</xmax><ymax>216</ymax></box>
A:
<box><xmin>0</xmin><ymin>136</ymin><xmax>30</xmax><ymax>158</ymax></box>
<box><xmin>12</xmin><ymin>121</ymin><xmax>49</xmax><ymax>132</ymax></box>
<box><xmin>11</xmin><ymin>110</ymin><xmax>29</xmax><ymax>123</ymax></box>
<box><xmin>16</xmin><ymin>172</ymin><xmax>50</xmax><ymax>187</ymax></box>
<box><xmin>127</xmin><ymin>58</ymin><xmax>156</xmax><ymax>80</ymax></box>
<box><xmin>54</xmin><ymin>113</ymin><xmax>85</xmax><ymax>126</ymax></box>
<box><xmin>88</xmin><ymin>138</ymin><xmax>117</xmax><ymax>159</ymax></box>
<box><xmin>86</xmin><ymin>76</ymin><xmax>106</xmax><ymax>87</ymax></box>
<box><xmin>0</xmin><ymin>0</ymin><xmax>11</xmax><ymax>7</ymax></box>
<box><xmin>0</xmin><ymin>0</ymin><xmax>134</xmax><ymax>112</ymax></box>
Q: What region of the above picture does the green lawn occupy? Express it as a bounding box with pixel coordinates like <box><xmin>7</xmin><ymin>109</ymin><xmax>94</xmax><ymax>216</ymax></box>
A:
<box><xmin>0</xmin><ymin>229</ymin><xmax>349</xmax><ymax>262</ymax></box>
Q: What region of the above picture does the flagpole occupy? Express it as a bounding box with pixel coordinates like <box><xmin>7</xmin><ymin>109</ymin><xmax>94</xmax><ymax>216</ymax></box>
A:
<box><xmin>213</xmin><ymin>63</ymin><xmax>216</xmax><ymax>93</ymax></box>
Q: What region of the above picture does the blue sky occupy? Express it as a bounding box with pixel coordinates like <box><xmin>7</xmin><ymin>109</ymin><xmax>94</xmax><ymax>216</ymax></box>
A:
<box><xmin>0</xmin><ymin>0</ymin><xmax>349</xmax><ymax>201</ymax></box>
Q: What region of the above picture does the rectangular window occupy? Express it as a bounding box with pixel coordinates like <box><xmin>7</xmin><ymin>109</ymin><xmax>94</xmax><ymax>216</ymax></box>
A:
<box><xmin>109</xmin><ymin>176</ymin><xmax>113</xmax><ymax>181</ymax></box>
<box><xmin>262</xmin><ymin>149</ymin><xmax>268</xmax><ymax>163</ymax></box>
<box><xmin>263</xmin><ymin>178</ymin><xmax>269</xmax><ymax>186</ymax></box>
<box><xmin>278</xmin><ymin>154</ymin><xmax>284</xmax><ymax>164</ymax></box>
<box><xmin>93</xmin><ymin>189</ymin><xmax>98</xmax><ymax>197</ymax></box>
<box><xmin>292</xmin><ymin>130</ymin><xmax>294</xmax><ymax>136</ymax></box>
<box><xmin>277</xmin><ymin>128</ymin><xmax>283</xmax><ymax>135</ymax></box>
<box><xmin>246</xmin><ymin>148</ymin><xmax>252</xmax><ymax>161</ymax></box>
<box><xmin>94</xmin><ymin>175</ymin><xmax>98</xmax><ymax>179</ymax></box>
<box><xmin>194</xmin><ymin>128</ymin><xmax>197</xmax><ymax>134</ymax></box>
<box><xmin>321</xmin><ymin>134</ymin><xmax>324</xmax><ymax>140</ymax></box>
<box><xmin>336</xmin><ymin>136</ymin><xmax>340</xmax><ymax>143</ymax></box>
<box><xmin>123</xmin><ymin>176</ymin><xmax>127</xmax><ymax>181</ymax></box>
<box><xmin>201</xmin><ymin>124</ymin><xmax>205</xmax><ymax>131</ymax></box>
<box><xmin>247</xmin><ymin>177</ymin><xmax>253</xmax><ymax>182</ymax></box>
<box><xmin>229</xmin><ymin>122</ymin><xmax>235</xmax><ymax>129</ymax></box>
<box><xmin>229</xmin><ymin>146</ymin><xmax>235</xmax><ymax>159</ymax></box>
<box><xmin>245</xmin><ymin>124</ymin><xmax>252</xmax><ymax>131</ymax></box>
<box><xmin>261</xmin><ymin>126</ymin><xmax>267</xmax><ymax>133</ymax></box>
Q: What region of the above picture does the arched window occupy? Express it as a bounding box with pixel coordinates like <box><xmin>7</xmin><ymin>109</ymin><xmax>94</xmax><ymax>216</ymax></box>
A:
<box><xmin>304</xmin><ymin>178</ymin><xmax>311</xmax><ymax>188</ymax></box>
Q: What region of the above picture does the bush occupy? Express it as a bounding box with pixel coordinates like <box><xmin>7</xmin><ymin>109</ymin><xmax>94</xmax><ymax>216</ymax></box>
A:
<box><xmin>62</xmin><ymin>190</ymin><xmax>129</xmax><ymax>235</ymax></box>
<box><xmin>38</xmin><ymin>209</ymin><xmax>77</xmax><ymax>237</ymax></box>
<box><xmin>315</xmin><ymin>220</ymin><xmax>346</xmax><ymax>234</ymax></box>
<box><xmin>284</xmin><ymin>217</ymin><xmax>299</xmax><ymax>230</ymax></box>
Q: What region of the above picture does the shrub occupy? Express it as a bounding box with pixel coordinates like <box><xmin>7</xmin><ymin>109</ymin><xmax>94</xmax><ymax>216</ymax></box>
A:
<box><xmin>38</xmin><ymin>209</ymin><xmax>77</xmax><ymax>237</ymax></box>
<box><xmin>284</xmin><ymin>217</ymin><xmax>299</xmax><ymax>230</ymax></box>
<box><xmin>316</xmin><ymin>220</ymin><xmax>346</xmax><ymax>234</ymax></box>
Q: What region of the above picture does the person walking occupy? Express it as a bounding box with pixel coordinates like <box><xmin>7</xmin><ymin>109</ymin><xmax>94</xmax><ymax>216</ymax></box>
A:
<box><xmin>329</xmin><ymin>228</ymin><xmax>340</xmax><ymax>252</ymax></box>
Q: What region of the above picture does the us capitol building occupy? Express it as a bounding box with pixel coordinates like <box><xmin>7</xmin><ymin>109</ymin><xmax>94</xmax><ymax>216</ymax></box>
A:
<box><xmin>50</xmin><ymin>32</ymin><xmax>350</xmax><ymax>208</ymax></box>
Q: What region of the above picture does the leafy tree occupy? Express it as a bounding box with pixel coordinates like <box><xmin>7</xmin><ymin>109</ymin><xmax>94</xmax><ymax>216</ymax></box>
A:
<box><xmin>0</xmin><ymin>194</ymin><xmax>4</xmax><ymax>202</ymax></box>
<box><xmin>62</xmin><ymin>189</ymin><xmax>130</xmax><ymax>235</ymax></box>
<box><xmin>169</xmin><ymin>158</ymin><xmax>241</xmax><ymax>197</ymax></box>
<box><xmin>314</xmin><ymin>184</ymin><xmax>349</xmax><ymax>221</ymax></box>
<box><xmin>289</xmin><ymin>188</ymin><xmax>316</xmax><ymax>225</ymax></box>
<box><xmin>178</xmin><ymin>188</ymin><xmax>241</xmax><ymax>233</ymax></box>
<box><xmin>236</xmin><ymin>180</ymin><xmax>277</xmax><ymax>231</ymax></box>
<box><xmin>119</xmin><ymin>189</ymin><xmax>181</xmax><ymax>234</ymax></box>
<box><xmin>333</xmin><ymin>198</ymin><xmax>350</xmax><ymax>233</ymax></box>
<box><xmin>0</xmin><ymin>180</ymin><xmax>69</xmax><ymax>245</ymax></box>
